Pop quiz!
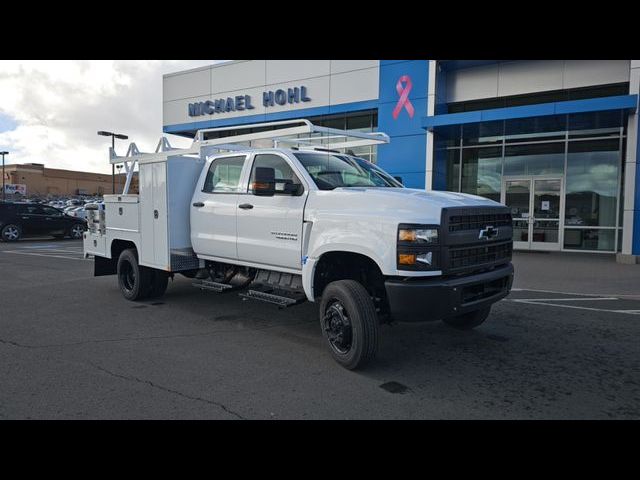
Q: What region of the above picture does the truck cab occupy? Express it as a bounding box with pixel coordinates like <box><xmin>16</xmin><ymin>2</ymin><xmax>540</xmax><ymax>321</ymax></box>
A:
<box><xmin>84</xmin><ymin>120</ymin><xmax>514</xmax><ymax>370</ymax></box>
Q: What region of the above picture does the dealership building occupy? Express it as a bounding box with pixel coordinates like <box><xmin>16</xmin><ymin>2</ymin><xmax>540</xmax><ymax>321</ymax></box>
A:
<box><xmin>162</xmin><ymin>60</ymin><xmax>640</xmax><ymax>263</ymax></box>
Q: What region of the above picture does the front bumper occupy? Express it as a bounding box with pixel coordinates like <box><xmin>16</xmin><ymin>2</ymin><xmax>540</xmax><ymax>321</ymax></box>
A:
<box><xmin>384</xmin><ymin>263</ymin><xmax>514</xmax><ymax>322</ymax></box>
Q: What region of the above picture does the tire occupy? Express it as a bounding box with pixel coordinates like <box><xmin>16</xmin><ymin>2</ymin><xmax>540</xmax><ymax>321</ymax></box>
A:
<box><xmin>319</xmin><ymin>279</ymin><xmax>379</xmax><ymax>370</ymax></box>
<box><xmin>1</xmin><ymin>224</ymin><xmax>22</xmax><ymax>242</ymax></box>
<box><xmin>117</xmin><ymin>248</ymin><xmax>152</xmax><ymax>301</ymax></box>
<box><xmin>68</xmin><ymin>223</ymin><xmax>85</xmax><ymax>239</ymax></box>
<box><xmin>442</xmin><ymin>307</ymin><xmax>491</xmax><ymax>330</ymax></box>
<box><xmin>147</xmin><ymin>269</ymin><xmax>169</xmax><ymax>299</ymax></box>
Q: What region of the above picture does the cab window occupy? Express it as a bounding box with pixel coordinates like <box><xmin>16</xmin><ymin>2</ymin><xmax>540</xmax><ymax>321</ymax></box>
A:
<box><xmin>19</xmin><ymin>204</ymin><xmax>44</xmax><ymax>215</ymax></box>
<box><xmin>248</xmin><ymin>154</ymin><xmax>303</xmax><ymax>195</ymax></box>
<box><xmin>203</xmin><ymin>156</ymin><xmax>246</xmax><ymax>193</ymax></box>
<box><xmin>42</xmin><ymin>206</ymin><xmax>62</xmax><ymax>216</ymax></box>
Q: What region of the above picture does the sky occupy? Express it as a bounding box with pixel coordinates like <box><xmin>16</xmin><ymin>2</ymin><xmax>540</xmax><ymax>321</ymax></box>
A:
<box><xmin>0</xmin><ymin>60</ymin><xmax>225</xmax><ymax>174</ymax></box>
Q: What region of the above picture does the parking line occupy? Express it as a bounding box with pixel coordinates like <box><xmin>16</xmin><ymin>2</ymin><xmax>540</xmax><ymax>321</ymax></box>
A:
<box><xmin>508</xmin><ymin>299</ymin><xmax>640</xmax><ymax>315</ymax></box>
<box><xmin>511</xmin><ymin>287</ymin><xmax>640</xmax><ymax>299</ymax></box>
<box><xmin>2</xmin><ymin>250</ymin><xmax>90</xmax><ymax>261</ymax></box>
<box><xmin>512</xmin><ymin>297</ymin><xmax>619</xmax><ymax>302</ymax></box>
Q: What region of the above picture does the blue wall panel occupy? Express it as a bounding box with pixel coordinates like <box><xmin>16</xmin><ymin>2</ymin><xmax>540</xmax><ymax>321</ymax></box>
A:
<box><xmin>634</xmin><ymin>145</ymin><xmax>640</xmax><ymax>255</ymax></box>
<box><xmin>377</xmin><ymin>60</ymin><xmax>429</xmax><ymax>189</ymax></box>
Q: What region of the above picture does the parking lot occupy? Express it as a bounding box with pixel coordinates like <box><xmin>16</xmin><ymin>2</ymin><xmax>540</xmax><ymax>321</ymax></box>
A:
<box><xmin>0</xmin><ymin>238</ymin><xmax>639</xmax><ymax>419</ymax></box>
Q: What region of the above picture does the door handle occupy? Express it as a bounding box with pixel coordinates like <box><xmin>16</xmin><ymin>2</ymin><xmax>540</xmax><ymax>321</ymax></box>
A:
<box><xmin>192</xmin><ymin>202</ymin><xmax>204</xmax><ymax>207</ymax></box>
<box><xmin>238</xmin><ymin>203</ymin><xmax>254</xmax><ymax>210</ymax></box>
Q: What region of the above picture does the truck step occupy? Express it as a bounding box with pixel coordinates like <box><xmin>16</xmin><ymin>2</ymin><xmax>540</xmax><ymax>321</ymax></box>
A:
<box><xmin>239</xmin><ymin>286</ymin><xmax>306</xmax><ymax>308</ymax></box>
<box><xmin>192</xmin><ymin>279</ymin><xmax>234</xmax><ymax>293</ymax></box>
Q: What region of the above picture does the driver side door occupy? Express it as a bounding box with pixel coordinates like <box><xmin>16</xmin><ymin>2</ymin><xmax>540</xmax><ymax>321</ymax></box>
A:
<box><xmin>236</xmin><ymin>153</ymin><xmax>308</xmax><ymax>271</ymax></box>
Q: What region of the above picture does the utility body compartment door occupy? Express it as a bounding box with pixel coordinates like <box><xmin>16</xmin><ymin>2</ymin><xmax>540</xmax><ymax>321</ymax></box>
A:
<box><xmin>139</xmin><ymin>162</ymin><xmax>169</xmax><ymax>269</ymax></box>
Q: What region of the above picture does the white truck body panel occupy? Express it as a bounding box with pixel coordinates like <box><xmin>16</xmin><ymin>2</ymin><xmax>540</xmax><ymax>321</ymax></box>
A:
<box><xmin>84</xmin><ymin>156</ymin><xmax>205</xmax><ymax>272</ymax></box>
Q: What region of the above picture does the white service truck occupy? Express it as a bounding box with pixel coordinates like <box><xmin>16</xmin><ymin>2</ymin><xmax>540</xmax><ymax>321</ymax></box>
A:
<box><xmin>84</xmin><ymin>120</ymin><xmax>514</xmax><ymax>369</ymax></box>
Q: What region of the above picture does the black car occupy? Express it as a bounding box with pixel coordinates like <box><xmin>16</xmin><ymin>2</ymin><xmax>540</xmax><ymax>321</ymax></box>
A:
<box><xmin>0</xmin><ymin>202</ymin><xmax>87</xmax><ymax>242</ymax></box>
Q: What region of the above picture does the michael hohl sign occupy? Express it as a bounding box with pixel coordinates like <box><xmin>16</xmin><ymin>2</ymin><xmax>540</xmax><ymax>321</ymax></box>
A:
<box><xmin>188</xmin><ymin>86</ymin><xmax>311</xmax><ymax>117</ymax></box>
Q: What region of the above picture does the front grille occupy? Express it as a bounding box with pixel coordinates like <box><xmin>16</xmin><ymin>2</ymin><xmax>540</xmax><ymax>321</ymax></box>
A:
<box><xmin>440</xmin><ymin>206</ymin><xmax>513</xmax><ymax>275</ymax></box>
<box><xmin>449</xmin><ymin>241</ymin><xmax>512</xmax><ymax>272</ymax></box>
<box><xmin>448</xmin><ymin>213</ymin><xmax>512</xmax><ymax>232</ymax></box>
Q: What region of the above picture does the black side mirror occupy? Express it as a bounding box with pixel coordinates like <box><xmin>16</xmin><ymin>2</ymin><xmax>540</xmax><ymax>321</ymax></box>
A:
<box><xmin>252</xmin><ymin>167</ymin><xmax>276</xmax><ymax>196</ymax></box>
<box><xmin>393</xmin><ymin>176</ymin><xmax>404</xmax><ymax>185</ymax></box>
<box><xmin>280</xmin><ymin>179</ymin><xmax>303</xmax><ymax>196</ymax></box>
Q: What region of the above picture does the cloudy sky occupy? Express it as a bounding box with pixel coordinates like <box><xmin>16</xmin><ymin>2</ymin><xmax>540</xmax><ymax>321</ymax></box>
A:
<box><xmin>0</xmin><ymin>60</ymin><xmax>225</xmax><ymax>174</ymax></box>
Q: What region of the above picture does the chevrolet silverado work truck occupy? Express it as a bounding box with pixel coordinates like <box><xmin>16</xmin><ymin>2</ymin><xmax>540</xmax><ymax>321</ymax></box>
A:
<box><xmin>84</xmin><ymin>120</ymin><xmax>514</xmax><ymax>369</ymax></box>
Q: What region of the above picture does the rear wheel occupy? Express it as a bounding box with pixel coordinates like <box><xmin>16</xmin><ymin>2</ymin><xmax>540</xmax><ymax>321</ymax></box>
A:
<box><xmin>147</xmin><ymin>270</ymin><xmax>169</xmax><ymax>299</ymax></box>
<box><xmin>442</xmin><ymin>307</ymin><xmax>491</xmax><ymax>330</ymax></box>
<box><xmin>1</xmin><ymin>224</ymin><xmax>22</xmax><ymax>242</ymax></box>
<box><xmin>117</xmin><ymin>248</ymin><xmax>152</xmax><ymax>301</ymax></box>
<box><xmin>319</xmin><ymin>280</ymin><xmax>379</xmax><ymax>370</ymax></box>
<box><xmin>68</xmin><ymin>223</ymin><xmax>84</xmax><ymax>239</ymax></box>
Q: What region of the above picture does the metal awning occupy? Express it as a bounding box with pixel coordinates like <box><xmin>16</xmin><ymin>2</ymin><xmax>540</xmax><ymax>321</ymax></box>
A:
<box><xmin>421</xmin><ymin>94</ymin><xmax>638</xmax><ymax>131</ymax></box>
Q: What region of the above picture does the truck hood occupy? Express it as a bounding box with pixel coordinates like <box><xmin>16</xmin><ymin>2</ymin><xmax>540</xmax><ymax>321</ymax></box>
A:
<box><xmin>306</xmin><ymin>187</ymin><xmax>503</xmax><ymax>225</ymax></box>
<box><xmin>334</xmin><ymin>187</ymin><xmax>501</xmax><ymax>207</ymax></box>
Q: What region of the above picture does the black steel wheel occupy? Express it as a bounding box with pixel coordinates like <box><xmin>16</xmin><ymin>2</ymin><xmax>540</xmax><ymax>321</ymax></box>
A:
<box><xmin>117</xmin><ymin>248</ymin><xmax>152</xmax><ymax>301</ymax></box>
<box><xmin>146</xmin><ymin>269</ymin><xmax>169</xmax><ymax>299</ymax></box>
<box><xmin>319</xmin><ymin>280</ymin><xmax>379</xmax><ymax>370</ymax></box>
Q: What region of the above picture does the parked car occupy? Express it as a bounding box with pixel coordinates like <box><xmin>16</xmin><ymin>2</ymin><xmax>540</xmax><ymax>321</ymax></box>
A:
<box><xmin>0</xmin><ymin>202</ymin><xmax>87</xmax><ymax>242</ymax></box>
<box><xmin>68</xmin><ymin>206</ymin><xmax>87</xmax><ymax>220</ymax></box>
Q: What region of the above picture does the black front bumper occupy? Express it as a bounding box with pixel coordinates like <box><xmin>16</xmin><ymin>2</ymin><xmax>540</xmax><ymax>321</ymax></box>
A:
<box><xmin>385</xmin><ymin>263</ymin><xmax>514</xmax><ymax>322</ymax></box>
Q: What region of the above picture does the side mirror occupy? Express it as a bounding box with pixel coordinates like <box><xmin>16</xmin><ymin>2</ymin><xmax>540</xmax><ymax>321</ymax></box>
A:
<box><xmin>393</xmin><ymin>176</ymin><xmax>404</xmax><ymax>185</ymax></box>
<box><xmin>252</xmin><ymin>167</ymin><xmax>276</xmax><ymax>196</ymax></box>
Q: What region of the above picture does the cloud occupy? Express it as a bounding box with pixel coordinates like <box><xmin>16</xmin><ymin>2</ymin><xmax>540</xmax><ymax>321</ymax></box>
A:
<box><xmin>0</xmin><ymin>60</ymin><xmax>224</xmax><ymax>173</ymax></box>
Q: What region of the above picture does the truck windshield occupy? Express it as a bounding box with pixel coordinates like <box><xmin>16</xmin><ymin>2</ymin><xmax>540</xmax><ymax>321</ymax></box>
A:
<box><xmin>293</xmin><ymin>152</ymin><xmax>402</xmax><ymax>190</ymax></box>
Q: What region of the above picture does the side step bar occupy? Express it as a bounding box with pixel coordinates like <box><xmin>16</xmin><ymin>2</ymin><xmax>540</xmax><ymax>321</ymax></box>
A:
<box><xmin>192</xmin><ymin>279</ymin><xmax>235</xmax><ymax>293</ymax></box>
<box><xmin>239</xmin><ymin>286</ymin><xmax>306</xmax><ymax>308</ymax></box>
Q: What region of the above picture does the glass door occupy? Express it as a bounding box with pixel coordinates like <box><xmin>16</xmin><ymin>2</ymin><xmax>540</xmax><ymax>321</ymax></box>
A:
<box><xmin>503</xmin><ymin>179</ymin><xmax>531</xmax><ymax>250</ymax></box>
<box><xmin>502</xmin><ymin>177</ymin><xmax>563</xmax><ymax>251</ymax></box>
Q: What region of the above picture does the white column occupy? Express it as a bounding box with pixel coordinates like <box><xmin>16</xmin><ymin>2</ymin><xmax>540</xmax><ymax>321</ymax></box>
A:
<box><xmin>619</xmin><ymin>60</ymin><xmax>640</xmax><ymax>261</ymax></box>
<box><xmin>425</xmin><ymin>60</ymin><xmax>437</xmax><ymax>190</ymax></box>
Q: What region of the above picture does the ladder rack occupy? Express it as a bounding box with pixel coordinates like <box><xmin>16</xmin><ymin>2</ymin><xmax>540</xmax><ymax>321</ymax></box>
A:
<box><xmin>108</xmin><ymin>119</ymin><xmax>390</xmax><ymax>194</ymax></box>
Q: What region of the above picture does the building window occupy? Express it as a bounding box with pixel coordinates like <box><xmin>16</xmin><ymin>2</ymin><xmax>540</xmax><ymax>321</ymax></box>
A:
<box><xmin>563</xmin><ymin>228</ymin><xmax>616</xmax><ymax>251</ymax></box>
<box><xmin>460</xmin><ymin>146</ymin><xmax>502</xmax><ymax>202</ymax></box>
<box><xmin>504</xmin><ymin>142</ymin><xmax>565</xmax><ymax>176</ymax></box>
<box><xmin>439</xmin><ymin>111</ymin><xmax>625</xmax><ymax>253</ymax></box>
<box><xmin>565</xmin><ymin>139</ymin><xmax>620</xmax><ymax>228</ymax></box>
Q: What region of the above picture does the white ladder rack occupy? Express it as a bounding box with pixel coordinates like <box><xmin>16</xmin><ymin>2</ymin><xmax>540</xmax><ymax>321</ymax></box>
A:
<box><xmin>109</xmin><ymin>119</ymin><xmax>390</xmax><ymax>194</ymax></box>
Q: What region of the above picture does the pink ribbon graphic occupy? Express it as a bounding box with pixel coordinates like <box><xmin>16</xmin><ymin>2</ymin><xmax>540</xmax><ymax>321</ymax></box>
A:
<box><xmin>392</xmin><ymin>75</ymin><xmax>415</xmax><ymax>120</ymax></box>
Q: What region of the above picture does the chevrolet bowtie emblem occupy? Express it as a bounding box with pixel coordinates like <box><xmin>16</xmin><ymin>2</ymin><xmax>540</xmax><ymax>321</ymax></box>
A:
<box><xmin>479</xmin><ymin>226</ymin><xmax>498</xmax><ymax>240</ymax></box>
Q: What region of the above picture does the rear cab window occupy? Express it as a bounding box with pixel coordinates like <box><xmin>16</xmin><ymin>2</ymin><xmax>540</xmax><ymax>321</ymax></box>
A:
<box><xmin>203</xmin><ymin>156</ymin><xmax>247</xmax><ymax>193</ymax></box>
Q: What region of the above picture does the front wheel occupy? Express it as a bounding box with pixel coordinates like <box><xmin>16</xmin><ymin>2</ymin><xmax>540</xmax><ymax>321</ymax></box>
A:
<box><xmin>442</xmin><ymin>307</ymin><xmax>491</xmax><ymax>330</ymax></box>
<box><xmin>319</xmin><ymin>280</ymin><xmax>379</xmax><ymax>370</ymax></box>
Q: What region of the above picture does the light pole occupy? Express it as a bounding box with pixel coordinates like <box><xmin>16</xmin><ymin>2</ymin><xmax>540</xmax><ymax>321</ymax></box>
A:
<box><xmin>97</xmin><ymin>131</ymin><xmax>128</xmax><ymax>194</ymax></box>
<box><xmin>1</xmin><ymin>151</ymin><xmax>8</xmax><ymax>202</ymax></box>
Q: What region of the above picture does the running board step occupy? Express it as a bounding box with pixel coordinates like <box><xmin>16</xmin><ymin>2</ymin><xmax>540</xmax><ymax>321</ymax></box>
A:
<box><xmin>239</xmin><ymin>287</ymin><xmax>306</xmax><ymax>308</ymax></box>
<box><xmin>192</xmin><ymin>279</ymin><xmax>234</xmax><ymax>293</ymax></box>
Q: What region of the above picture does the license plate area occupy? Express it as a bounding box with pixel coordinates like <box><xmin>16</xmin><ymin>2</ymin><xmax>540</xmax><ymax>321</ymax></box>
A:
<box><xmin>461</xmin><ymin>277</ymin><xmax>508</xmax><ymax>304</ymax></box>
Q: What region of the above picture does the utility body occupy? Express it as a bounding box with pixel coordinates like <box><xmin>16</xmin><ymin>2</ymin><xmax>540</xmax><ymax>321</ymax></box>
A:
<box><xmin>84</xmin><ymin>120</ymin><xmax>514</xmax><ymax>369</ymax></box>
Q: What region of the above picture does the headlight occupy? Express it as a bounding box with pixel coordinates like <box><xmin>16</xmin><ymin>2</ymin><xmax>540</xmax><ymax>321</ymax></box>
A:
<box><xmin>397</xmin><ymin>224</ymin><xmax>440</xmax><ymax>271</ymax></box>
<box><xmin>398</xmin><ymin>227</ymin><xmax>438</xmax><ymax>244</ymax></box>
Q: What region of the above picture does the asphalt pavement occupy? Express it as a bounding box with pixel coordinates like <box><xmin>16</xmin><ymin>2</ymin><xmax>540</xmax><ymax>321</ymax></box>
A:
<box><xmin>0</xmin><ymin>239</ymin><xmax>638</xmax><ymax>419</ymax></box>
